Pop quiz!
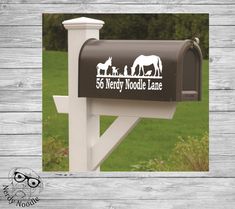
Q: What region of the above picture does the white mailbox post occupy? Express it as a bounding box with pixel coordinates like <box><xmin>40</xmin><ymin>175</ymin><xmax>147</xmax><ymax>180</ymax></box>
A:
<box><xmin>53</xmin><ymin>17</ymin><xmax>176</xmax><ymax>172</ymax></box>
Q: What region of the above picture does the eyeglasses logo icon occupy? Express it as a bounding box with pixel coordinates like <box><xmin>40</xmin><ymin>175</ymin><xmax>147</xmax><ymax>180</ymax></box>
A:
<box><xmin>14</xmin><ymin>172</ymin><xmax>41</xmax><ymax>188</ymax></box>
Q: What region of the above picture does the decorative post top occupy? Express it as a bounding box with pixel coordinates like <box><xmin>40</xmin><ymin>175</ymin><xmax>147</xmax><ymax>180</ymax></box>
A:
<box><xmin>62</xmin><ymin>17</ymin><xmax>104</xmax><ymax>30</ymax></box>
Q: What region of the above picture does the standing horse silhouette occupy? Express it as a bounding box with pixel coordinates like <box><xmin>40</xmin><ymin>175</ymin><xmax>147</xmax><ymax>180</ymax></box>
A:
<box><xmin>96</xmin><ymin>57</ymin><xmax>112</xmax><ymax>76</ymax></box>
<box><xmin>131</xmin><ymin>55</ymin><xmax>162</xmax><ymax>77</ymax></box>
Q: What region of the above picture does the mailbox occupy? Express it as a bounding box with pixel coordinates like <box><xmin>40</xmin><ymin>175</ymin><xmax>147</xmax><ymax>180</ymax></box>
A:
<box><xmin>79</xmin><ymin>39</ymin><xmax>202</xmax><ymax>101</ymax></box>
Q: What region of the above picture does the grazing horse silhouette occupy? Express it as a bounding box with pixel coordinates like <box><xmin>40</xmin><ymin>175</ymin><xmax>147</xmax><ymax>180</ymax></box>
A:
<box><xmin>131</xmin><ymin>55</ymin><xmax>162</xmax><ymax>77</ymax></box>
<box><xmin>96</xmin><ymin>57</ymin><xmax>112</xmax><ymax>76</ymax></box>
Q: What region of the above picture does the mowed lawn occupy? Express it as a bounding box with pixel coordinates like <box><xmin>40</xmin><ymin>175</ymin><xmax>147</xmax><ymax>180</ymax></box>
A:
<box><xmin>43</xmin><ymin>50</ymin><xmax>208</xmax><ymax>171</ymax></box>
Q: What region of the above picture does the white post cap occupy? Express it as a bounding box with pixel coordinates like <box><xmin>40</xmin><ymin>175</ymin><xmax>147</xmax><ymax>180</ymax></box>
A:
<box><xmin>62</xmin><ymin>17</ymin><xmax>104</xmax><ymax>30</ymax></box>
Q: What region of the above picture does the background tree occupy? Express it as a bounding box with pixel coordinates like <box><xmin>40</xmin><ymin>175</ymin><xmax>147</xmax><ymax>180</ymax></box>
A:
<box><xmin>43</xmin><ymin>14</ymin><xmax>209</xmax><ymax>58</ymax></box>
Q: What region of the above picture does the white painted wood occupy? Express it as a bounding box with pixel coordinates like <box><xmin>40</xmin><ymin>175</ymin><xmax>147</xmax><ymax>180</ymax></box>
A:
<box><xmin>0</xmin><ymin>48</ymin><xmax>42</xmax><ymax>68</ymax></box>
<box><xmin>210</xmin><ymin>68</ymin><xmax>235</xmax><ymax>90</ymax></box>
<box><xmin>209</xmin><ymin>90</ymin><xmax>235</xmax><ymax>111</ymax></box>
<box><xmin>210</xmin><ymin>26</ymin><xmax>235</xmax><ymax>48</ymax></box>
<box><xmin>88</xmin><ymin>114</ymin><xmax>101</xmax><ymax>172</ymax></box>
<box><xmin>0</xmin><ymin>68</ymin><xmax>41</xmax><ymax>91</ymax></box>
<box><xmin>53</xmin><ymin>96</ymin><xmax>68</xmax><ymax>113</ymax></box>
<box><xmin>209</xmin><ymin>112</ymin><xmax>235</xmax><ymax>134</ymax></box>
<box><xmin>3</xmin><ymin>0</ymin><xmax>235</xmax><ymax>4</ymax></box>
<box><xmin>52</xmin><ymin>96</ymin><xmax>177</xmax><ymax>118</ymax></box>
<box><xmin>56</xmin><ymin>17</ymin><xmax>104</xmax><ymax>171</ymax></box>
<box><xmin>0</xmin><ymin>157</ymin><xmax>42</xmax><ymax>174</ymax></box>
<box><xmin>0</xmin><ymin>135</ymin><xmax>41</xmax><ymax>156</ymax></box>
<box><xmin>0</xmin><ymin>113</ymin><xmax>41</xmax><ymax>134</ymax></box>
<box><xmin>0</xmin><ymin>90</ymin><xmax>41</xmax><ymax>111</ymax></box>
<box><xmin>0</xmin><ymin>26</ymin><xmax>41</xmax><ymax>48</ymax></box>
<box><xmin>1</xmin><ymin>199</ymin><xmax>235</xmax><ymax>209</ymax></box>
<box><xmin>91</xmin><ymin>116</ymin><xmax>140</xmax><ymax>170</ymax></box>
<box><xmin>63</xmin><ymin>16</ymin><xmax>104</xmax><ymax>29</ymax></box>
<box><xmin>210</xmin><ymin>14</ymin><xmax>235</xmax><ymax>26</ymax></box>
<box><xmin>90</xmin><ymin>99</ymin><xmax>177</xmax><ymax>118</ymax></box>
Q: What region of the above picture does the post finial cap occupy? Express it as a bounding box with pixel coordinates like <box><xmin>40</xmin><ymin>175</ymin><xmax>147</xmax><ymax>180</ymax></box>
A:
<box><xmin>62</xmin><ymin>17</ymin><xmax>104</xmax><ymax>30</ymax></box>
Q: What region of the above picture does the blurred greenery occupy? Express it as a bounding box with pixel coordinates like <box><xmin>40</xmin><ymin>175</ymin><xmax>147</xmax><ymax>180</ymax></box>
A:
<box><xmin>43</xmin><ymin>14</ymin><xmax>209</xmax><ymax>58</ymax></box>
<box><xmin>131</xmin><ymin>133</ymin><xmax>209</xmax><ymax>171</ymax></box>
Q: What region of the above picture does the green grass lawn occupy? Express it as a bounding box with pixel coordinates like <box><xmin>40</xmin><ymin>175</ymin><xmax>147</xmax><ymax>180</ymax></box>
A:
<box><xmin>43</xmin><ymin>50</ymin><xmax>208</xmax><ymax>171</ymax></box>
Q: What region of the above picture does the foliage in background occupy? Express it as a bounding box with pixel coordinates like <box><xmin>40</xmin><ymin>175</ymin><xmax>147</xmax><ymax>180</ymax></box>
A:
<box><xmin>43</xmin><ymin>14</ymin><xmax>209</xmax><ymax>58</ymax></box>
<box><xmin>131</xmin><ymin>133</ymin><xmax>209</xmax><ymax>171</ymax></box>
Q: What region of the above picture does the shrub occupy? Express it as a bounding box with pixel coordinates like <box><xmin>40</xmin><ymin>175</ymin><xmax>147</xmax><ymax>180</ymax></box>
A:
<box><xmin>131</xmin><ymin>133</ymin><xmax>209</xmax><ymax>171</ymax></box>
<box><xmin>43</xmin><ymin>136</ymin><xmax>68</xmax><ymax>171</ymax></box>
<box><xmin>170</xmin><ymin>133</ymin><xmax>209</xmax><ymax>171</ymax></box>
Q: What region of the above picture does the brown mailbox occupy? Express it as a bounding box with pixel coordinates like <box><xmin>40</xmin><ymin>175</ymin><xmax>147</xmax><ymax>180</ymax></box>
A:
<box><xmin>78</xmin><ymin>39</ymin><xmax>202</xmax><ymax>101</ymax></box>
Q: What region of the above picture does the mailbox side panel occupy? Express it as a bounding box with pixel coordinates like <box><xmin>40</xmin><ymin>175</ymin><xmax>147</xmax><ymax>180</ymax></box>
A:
<box><xmin>79</xmin><ymin>40</ymin><xmax>184</xmax><ymax>101</ymax></box>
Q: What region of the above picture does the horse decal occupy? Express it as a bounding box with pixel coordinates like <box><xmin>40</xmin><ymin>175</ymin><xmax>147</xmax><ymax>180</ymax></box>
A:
<box><xmin>96</xmin><ymin>57</ymin><xmax>112</xmax><ymax>76</ymax></box>
<box><xmin>131</xmin><ymin>55</ymin><xmax>162</xmax><ymax>78</ymax></box>
<box><xmin>112</xmin><ymin>66</ymin><xmax>119</xmax><ymax>76</ymax></box>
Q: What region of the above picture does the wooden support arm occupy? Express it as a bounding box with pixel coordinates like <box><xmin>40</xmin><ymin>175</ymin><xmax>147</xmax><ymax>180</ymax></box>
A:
<box><xmin>90</xmin><ymin>116</ymin><xmax>140</xmax><ymax>170</ymax></box>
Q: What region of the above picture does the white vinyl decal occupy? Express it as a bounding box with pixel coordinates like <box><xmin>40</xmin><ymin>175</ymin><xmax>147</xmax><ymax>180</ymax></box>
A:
<box><xmin>97</xmin><ymin>57</ymin><xmax>112</xmax><ymax>76</ymax></box>
<box><xmin>131</xmin><ymin>55</ymin><xmax>162</xmax><ymax>78</ymax></box>
<box><xmin>96</xmin><ymin>55</ymin><xmax>163</xmax><ymax>93</ymax></box>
